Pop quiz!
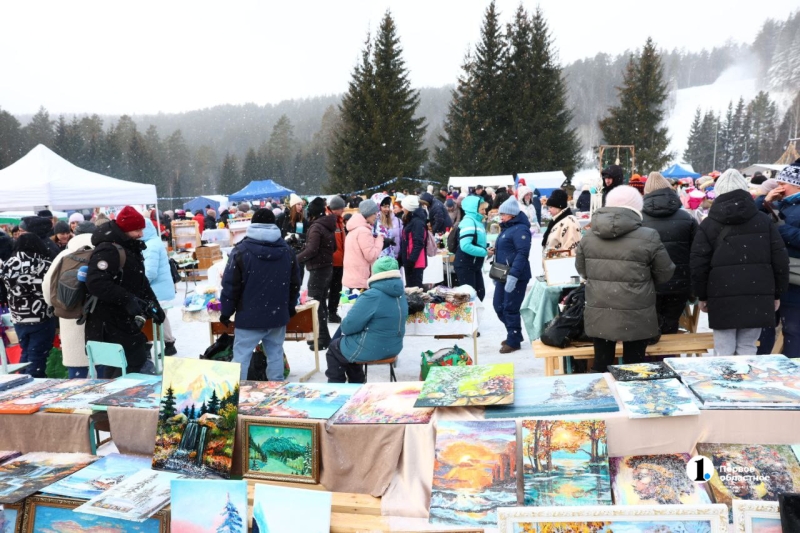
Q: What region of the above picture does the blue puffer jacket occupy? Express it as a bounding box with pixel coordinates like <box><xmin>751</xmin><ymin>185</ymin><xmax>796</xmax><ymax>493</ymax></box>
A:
<box><xmin>760</xmin><ymin>193</ymin><xmax>800</xmax><ymax>306</ymax></box>
<box><xmin>455</xmin><ymin>195</ymin><xmax>488</xmax><ymax>269</ymax></box>
<box><xmin>340</xmin><ymin>270</ymin><xmax>408</xmax><ymax>363</ymax></box>
<box><xmin>142</xmin><ymin>219</ymin><xmax>176</xmax><ymax>302</ymax></box>
<box><xmin>494</xmin><ymin>212</ymin><xmax>532</xmax><ymax>281</ymax></box>
<box><xmin>221</xmin><ymin>223</ymin><xmax>301</xmax><ymax>329</ymax></box>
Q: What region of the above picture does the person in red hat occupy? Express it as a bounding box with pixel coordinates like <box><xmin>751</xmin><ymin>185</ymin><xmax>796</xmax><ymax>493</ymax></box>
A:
<box><xmin>84</xmin><ymin>206</ymin><xmax>164</xmax><ymax>376</ymax></box>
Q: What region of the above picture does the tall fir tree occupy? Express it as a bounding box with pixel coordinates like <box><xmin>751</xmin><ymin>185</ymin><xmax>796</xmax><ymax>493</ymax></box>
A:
<box><xmin>0</xmin><ymin>107</ymin><xmax>24</xmax><ymax>169</ymax></box>
<box><xmin>242</xmin><ymin>147</ymin><xmax>261</xmax><ymax>184</ymax></box>
<box><xmin>432</xmin><ymin>51</ymin><xmax>478</xmax><ymax>178</ymax></box>
<box><xmin>23</xmin><ymin>106</ymin><xmax>55</xmax><ymax>150</ymax></box>
<box><xmin>165</xmin><ymin>130</ymin><xmax>191</xmax><ymax>200</ymax></box>
<box><xmin>599</xmin><ymin>37</ymin><xmax>673</xmax><ymax>174</ymax></box>
<box><xmin>217</xmin><ymin>493</ymin><xmax>244</xmax><ymax>533</ymax></box>
<box><xmin>264</xmin><ymin>115</ymin><xmax>297</xmax><ymax>180</ymax></box>
<box><xmin>683</xmin><ymin>108</ymin><xmax>703</xmax><ymax>168</ymax></box>
<box><xmin>717</xmin><ymin>102</ymin><xmax>735</xmax><ymax>170</ymax></box>
<box><xmin>220</xmin><ymin>153</ymin><xmax>242</xmax><ymax>194</ymax></box>
<box><xmin>159</xmin><ymin>385</ymin><xmax>177</xmax><ymax>421</ymax></box>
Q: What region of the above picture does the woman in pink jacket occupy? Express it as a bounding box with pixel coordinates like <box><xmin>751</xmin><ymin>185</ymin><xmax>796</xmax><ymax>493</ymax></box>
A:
<box><xmin>342</xmin><ymin>200</ymin><xmax>384</xmax><ymax>290</ymax></box>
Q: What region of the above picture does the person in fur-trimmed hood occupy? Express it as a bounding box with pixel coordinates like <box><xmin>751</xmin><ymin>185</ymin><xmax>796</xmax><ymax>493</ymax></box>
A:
<box><xmin>542</xmin><ymin>189</ymin><xmax>581</xmax><ymax>256</ymax></box>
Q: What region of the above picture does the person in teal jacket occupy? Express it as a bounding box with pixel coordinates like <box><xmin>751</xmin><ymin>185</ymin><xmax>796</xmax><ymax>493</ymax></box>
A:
<box><xmin>325</xmin><ymin>256</ymin><xmax>408</xmax><ymax>383</ymax></box>
<box><xmin>454</xmin><ymin>195</ymin><xmax>488</xmax><ymax>300</ymax></box>
<box><xmin>142</xmin><ymin>218</ymin><xmax>177</xmax><ymax>354</ymax></box>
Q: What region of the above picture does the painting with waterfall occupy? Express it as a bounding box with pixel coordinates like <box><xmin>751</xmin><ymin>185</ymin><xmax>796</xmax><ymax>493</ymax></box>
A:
<box><xmin>152</xmin><ymin>358</ymin><xmax>241</xmax><ymax>479</ymax></box>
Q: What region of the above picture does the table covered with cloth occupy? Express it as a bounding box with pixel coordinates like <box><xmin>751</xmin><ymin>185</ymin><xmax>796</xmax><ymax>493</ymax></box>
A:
<box><xmin>520</xmin><ymin>277</ymin><xmax>579</xmax><ymax>341</ymax></box>
<box><xmin>0</xmin><ymin>412</ymin><xmax>92</xmax><ymax>453</ymax></box>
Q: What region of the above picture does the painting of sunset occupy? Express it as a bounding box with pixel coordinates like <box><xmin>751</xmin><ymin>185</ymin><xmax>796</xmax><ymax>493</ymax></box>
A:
<box><xmin>429</xmin><ymin>420</ymin><xmax>517</xmax><ymax>526</ymax></box>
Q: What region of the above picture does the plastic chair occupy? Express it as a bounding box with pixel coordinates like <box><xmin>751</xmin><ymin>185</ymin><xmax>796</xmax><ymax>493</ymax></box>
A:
<box><xmin>85</xmin><ymin>341</ymin><xmax>128</xmax><ymax>379</ymax></box>
<box><xmin>0</xmin><ymin>314</ymin><xmax>30</xmax><ymax>375</ymax></box>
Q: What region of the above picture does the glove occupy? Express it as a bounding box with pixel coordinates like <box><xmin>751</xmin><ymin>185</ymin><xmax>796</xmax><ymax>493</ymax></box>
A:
<box><xmin>154</xmin><ymin>306</ymin><xmax>166</xmax><ymax>325</ymax></box>
<box><xmin>219</xmin><ymin>315</ymin><xmax>231</xmax><ymax>327</ymax></box>
<box><xmin>505</xmin><ymin>275</ymin><xmax>518</xmax><ymax>293</ymax></box>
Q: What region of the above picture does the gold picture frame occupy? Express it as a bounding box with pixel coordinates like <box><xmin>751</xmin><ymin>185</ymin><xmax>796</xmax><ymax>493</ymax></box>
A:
<box><xmin>733</xmin><ymin>500</ymin><xmax>781</xmax><ymax>533</ymax></box>
<box><xmin>242</xmin><ymin>417</ymin><xmax>320</xmax><ymax>484</ymax></box>
<box><xmin>20</xmin><ymin>495</ymin><xmax>169</xmax><ymax>533</ymax></box>
<box><xmin>1</xmin><ymin>501</ymin><xmax>22</xmax><ymax>533</ymax></box>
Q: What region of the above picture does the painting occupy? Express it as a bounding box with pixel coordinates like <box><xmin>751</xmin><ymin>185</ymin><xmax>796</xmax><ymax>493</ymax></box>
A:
<box><xmin>496</xmin><ymin>504</ymin><xmax>729</xmax><ymax>533</ymax></box>
<box><xmin>152</xmin><ymin>358</ymin><xmax>240</xmax><ymax>479</ymax></box>
<box><xmin>521</xmin><ymin>419</ymin><xmax>611</xmax><ymax>508</ymax></box>
<box><xmin>252</xmin><ymin>484</ymin><xmax>331</xmax><ymax>533</ymax></box>
<box><xmin>74</xmin><ymin>469</ymin><xmax>181</xmax><ymax>522</ymax></box>
<box><xmin>0</xmin><ymin>380</ymin><xmax>103</xmax><ymax>414</ymax></box>
<box><xmin>238</xmin><ymin>381</ymin><xmax>361</xmax><ymax>419</ymax></box>
<box><xmin>43</xmin><ymin>453</ymin><xmax>152</xmax><ymax>500</ymax></box>
<box><xmin>242</xmin><ymin>419</ymin><xmax>319</xmax><ymax>484</ymax></box>
<box><xmin>0</xmin><ymin>503</ymin><xmax>21</xmax><ymax>533</ymax></box>
<box><xmin>695</xmin><ymin>443</ymin><xmax>800</xmax><ymax>514</ymax></box>
<box><xmin>610</xmin><ymin>454</ymin><xmax>712</xmax><ymax>505</ymax></box>
<box><xmin>689</xmin><ymin>378</ymin><xmax>800</xmax><ymax>409</ymax></box>
<box><xmin>608</xmin><ymin>362</ymin><xmax>677</xmax><ymax>381</ymax></box>
<box><xmin>415</xmin><ymin>363</ymin><xmax>514</xmax><ymax>407</ymax></box>
<box><xmin>429</xmin><ymin>420</ymin><xmax>517</xmax><ymax>526</ymax></box>
<box><xmin>21</xmin><ymin>495</ymin><xmax>168</xmax><ymax>532</ymax></box>
<box><xmin>0</xmin><ymin>453</ymin><xmax>97</xmax><ymax>504</ymax></box>
<box><xmin>330</xmin><ymin>382</ymin><xmax>433</xmax><ymax>424</ymax></box>
<box><xmin>0</xmin><ymin>379</ymin><xmax>53</xmax><ymax>401</ymax></box>
<box><xmin>485</xmin><ymin>375</ymin><xmax>618</xmax><ymax>419</ymax></box>
<box><xmin>615</xmin><ymin>379</ymin><xmax>701</xmax><ymax>418</ymax></box>
<box><xmin>43</xmin><ymin>376</ymin><xmax>158</xmax><ymax>414</ymax></box>
<box><xmin>0</xmin><ymin>453</ymin><xmax>20</xmax><ymax>466</ymax></box>
<box><xmin>0</xmin><ymin>375</ymin><xmax>32</xmax><ymax>393</ymax></box>
<box><xmin>171</xmin><ymin>479</ymin><xmax>247</xmax><ymax>533</ymax></box>
<box><xmin>91</xmin><ymin>380</ymin><xmax>162</xmax><ymax>410</ymax></box>
<box><xmin>664</xmin><ymin>355</ymin><xmax>800</xmax><ymax>385</ymax></box>
<box><xmin>733</xmin><ymin>500</ymin><xmax>781</xmax><ymax>533</ymax></box>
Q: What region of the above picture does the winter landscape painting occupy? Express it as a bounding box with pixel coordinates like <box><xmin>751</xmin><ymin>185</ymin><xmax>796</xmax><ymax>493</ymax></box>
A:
<box><xmin>22</xmin><ymin>495</ymin><xmax>169</xmax><ymax>533</ymax></box>
<box><xmin>92</xmin><ymin>379</ymin><xmax>163</xmax><ymax>410</ymax></box>
<box><xmin>0</xmin><ymin>503</ymin><xmax>20</xmax><ymax>533</ymax></box>
<box><xmin>75</xmin><ymin>469</ymin><xmax>180</xmax><ymax>522</ymax></box>
<box><xmin>616</xmin><ymin>378</ymin><xmax>700</xmax><ymax>418</ymax></box>
<box><xmin>485</xmin><ymin>375</ymin><xmax>618</xmax><ymax>418</ymax></box>
<box><xmin>610</xmin><ymin>454</ymin><xmax>711</xmax><ymax>505</ymax></box>
<box><xmin>243</xmin><ymin>419</ymin><xmax>319</xmax><ymax>483</ymax></box>
<box><xmin>238</xmin><ymin>381</ymin><xmax>361</xmax><ymax>419</ymax></box>
<box><xmin>665</xmin><ymin>355</ymin><xmax>800</xmax><ymax>385</ymax></box>
<box><xmin>415</xmin><ymin>363</ymin><xmax>514</xmax><ymax>407</ymax></box>
<box><xmin>521</xmin><ymin>419</ymin><xmax>612</xmax><ymax>507</ymax></box>
<box><xmin>330</xmin><ymin>382</ymin><xmax>433</xmax><ymax>424</ymax></box>
<box><xmin>0</xmin><ymin>452</ymin><xmax>97</xmax><ymax>504</ymax></box>
<box><xmin>608</xmin><ymin>361</ymin><xmax>678</xmax><ymax>381</ymax></box>
<box><xmin>0</xmin><ymin>379</ymin><xmax>103</xmax><ymax>414</ymax></box>
<box><xmin>43</xmin><ymin>453</ymin><xmax>152</xmax><ymax>500</ymax></box>
<box><xmin>43</xmin><ymin>376</ymin><xmax>156</xmax><ymax>414</ymax></box>
<box><xmin>689</xmin><ymin>377</ymin><xmax>800</xmax><ymax>408</ymax></box>
<box><xmin>252</xmin><ymin>484</ymin><xmax>331</xmax><ymax>533</ymax></box>
<box><xmin>171</xmin><ymin>479</ymin><xmax>247</xmax><ymax>533</ymax></box>
<box><xmin>429</xmin><ymin>420</ymin><xmax>517</xmax><ymax>527</ymax></box>
<box><xmin>152</xmin><ymin>358</ymin><xmax>240</xmax><ymax>479</ymax></box>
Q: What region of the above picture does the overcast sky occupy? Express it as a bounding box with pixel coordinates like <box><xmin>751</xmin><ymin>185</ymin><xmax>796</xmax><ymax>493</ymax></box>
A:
<box><xmin>2</xmin><ymin>0</ymin><xmax>797</xmax><ymax>116</ymax></box>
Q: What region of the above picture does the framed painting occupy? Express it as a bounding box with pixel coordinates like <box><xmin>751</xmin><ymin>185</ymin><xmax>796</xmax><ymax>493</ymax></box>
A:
<box><xmin>21</xmin><ymin>495</ymin><xmax>168</xmax><ymax>533</ymax></box>
<box><xmin>241</xmin><ymin>418</ymin><xmax>320</xmax><ymax>484</ymax></box>
<box><xmin>615</xmin><ymin>378</ymin><xmax>701</xmax><ymax>418</ymax></box>
<box><xmin>496</xmin><ymin>504</ymin><xmax>729</xmax><ymax>533</ymax></box>
<box><xmin>330</xmin><ymin>382</ymin><xmax>433</xmax><ymax>424</ymax></box>
<box><xmin>608</xmin><ymin>361</ymin><xmax>677</xmax><ymax>381</ymax></box>
<box><xmin>610</xmin><ymin>454</ymin><xmax>711</xmax><ymax>505</ymax></box>
<box><xmin>0</xmin><ymin>453</ymin><xmax>98</xmax><ymax>504</ymax></box>
<box><xmin>733</xmin><ymin>500</ymin><xmax>781</xmax><ymax>533</ymax></box>
<box><xmin>485</xmin><ymin>375</ymin><xmax>618</xmax><ymax>419</ymax></box>
<box><xmin>1</xmin><ymin>502</ymin><xmax>21</xmax><ymax>533</ymax></box>
<box><xmin>171</xmin><ymin>479</ymin><xmax>247</xmax><ymax>533</ymax></box>
<box><xmin>415</xmin><ymin>363</ymin><xmax>514</xmax><ymax>407</ymax></box>
<box><xmin>252</xmin><ymin>484</ymin><xmax>331</xmax><ymax>533</ymax></box>
<box><xmin>42</xmin><ymin>453</ymin><xmax>152</xmax><ymax>500</ymax></box>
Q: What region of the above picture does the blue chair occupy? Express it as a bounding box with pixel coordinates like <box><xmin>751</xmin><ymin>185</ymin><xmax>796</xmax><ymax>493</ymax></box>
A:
<box><xmin>85</xmin><ymin>341</ymin><xmax>128</xmax><ymax>379</ymax></box>
<box><xmin>0</xmin><ymin>314</ymin><xmax>30</xmax><ymax>375</ymax></box>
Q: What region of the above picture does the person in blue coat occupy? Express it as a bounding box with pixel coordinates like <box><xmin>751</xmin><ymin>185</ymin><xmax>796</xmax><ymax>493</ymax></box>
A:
<box><xmin>325</xmin><ymin>256</ymin><xmax>408</xmax><ymax>383</ymax></box>
<box><xmin>491</xmin><ymin>197</ymin><xmax>532</xmax><ymax>353</ymax></box>
<box><xmin>142</xmin><ymin>218</ymin><xmax>178</xmax><ymax>355</ymax></box>
<box><xmin>454</xmin><ymin>195</ymin><xmax>488</xmax><ymax>300</ymax></box>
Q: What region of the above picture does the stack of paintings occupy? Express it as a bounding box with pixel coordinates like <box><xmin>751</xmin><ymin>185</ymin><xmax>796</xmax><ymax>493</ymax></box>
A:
<box><xmin>238</xmin><ymin>381</ymin><xmax>361</xmax><ymax>419</ymax></box>
<box><xmin>485</xmin><ymin>375</ymin><xmax>618</xmax><ymax>419</ymax></box>
<box><xmin>22</xmin><ymin>495</ymin><xmax>170</xmax><ymax>532</ymax></box>
<box><xmin>608</xmin><ymin>361</ymin><xmax>678</xmax><ymax>381</ymax></box>
<box><xmin>330</xmin><ymin>382</ymin><xmax>433</xmax><ymax>424</ymax></box>
<box><xmin>0</xmin><ymin>452</ymin><xmax>97</xmax><ymax>504</ymax></box>
<box><xmin>0</xmin><ymin>379</ymin><xmax>53</xmax><ymax>401</ymax></box>
<box><xmin>75</xmin><ymin>469</ymin><xmax>181</xmax><ymax>522</ymax></box>
<box><xmin>242</xmin><ymin>419</ymin><xmax>319</xmax><ymax>484</ymax></box>
<box><xmin>520</xmin><ymin>419</ymin><xmax>612</xmax><ymax>507</ymax></box>
<box><xmin>429</xmin><ymin>420</ymin><xmax>517</xmax><ymax>527</ymax></box>
<box><xmin>610</xmin><ymin>454</ymin><xmax>712</xmax><ymax>505</ymax></box>
<box><xmin>152</xmin><ymin>358</ymin><xmax>240</xmax><ymax>479</ymax></box>
<box><xmin>252</xmin><ymin>484</ymin><xmax>331</xmax><ymax>533</ymax></box>
<box><xmin>171</xmin><ymin>479</ymin><xmax>247</xmax><ymax>533</ymax></box>
<box><xmin>43</xmin><ymin>453</ymin><xmax>152</xmax><ymax>499</ymax></box>
<box><xmin>0</xmin><ymin>374</ymin><xmax>32</xmax><ymax>393</ymax></box>
<box><xmin>415</xmin><ymin>363</ymin><xmax>514</xmax><ymax>408</ymax></box>
<box><xmin>92</xmin><ymin>379</ymin><xmax>163</xmax><ymax>410</ymax></box>
<box><xmin>0</xmin><ymin>379</ymin><xmax>103</xmax><ymax>414</ymax></box>
<box><xmin>615</xmin><ymin>378</ymin><xmax>701</xmax><ymax>418</ymax></box>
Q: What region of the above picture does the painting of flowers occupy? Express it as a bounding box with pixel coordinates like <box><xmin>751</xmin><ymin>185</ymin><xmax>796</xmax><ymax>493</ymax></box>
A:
<box><xmin>330</xmin><ymin>382</ymin><xmax>433</xmax><ymax>424</ymax></box>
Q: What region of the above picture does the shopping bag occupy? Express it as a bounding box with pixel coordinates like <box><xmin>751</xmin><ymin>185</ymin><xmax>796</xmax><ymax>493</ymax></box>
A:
<box><xmin>420</xmin><ymin>345</ymin><xmax>473</xmax><ymax>380</ymax></box>
<box><xmin>201</xmin><ymin>333</ymin><xmax>235</xmax><ymax>362</ymax></box>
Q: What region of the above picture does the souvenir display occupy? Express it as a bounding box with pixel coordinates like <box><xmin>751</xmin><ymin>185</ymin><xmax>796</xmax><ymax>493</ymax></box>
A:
<box><xmin>610</xmin><ymin>454</ymin><xmax>712</xmax><ymax>505</ymax></box>
<box><xmin>242</xmin><ymin>418</ymin><xmax>319</xmax><ymax>484</ymax></box>
<box><xmin>74</xmin><ymin>469</ymin><xmax>181</xmax><ymax>522</ymax></box>
<box><xmin>665</xmin><ymin>355</ymin><xmax>800</xmax><ymax>385</ymax></box>
<box><xmin>330</xmin><ymin>382</ymin><xmax>433</xmax><ymax>424</ymax></box>
<box><xmin>171</xmin><ymin>479</ymin><xmax>247</xmax><ymax>533</ymax></box>
<box><xmin>615</xmin><ymin>378</ymin><xmax>701</xmax><ymax>418</ymax></box>
<box><xmin>252</xmin><ymin>484</ymin><xmax>331</xmax><ymax>533</ymax></box>
<box><xmin>43</xmin><ymin>453</ymin><xmax>152</xmax><ymax>500</ymax></box>
<box><xmin>608</xmin><ymin>361</ymin><xmax>678</xmax><ymax>381</ymax></box>
<box><xmin>415</xmin><ymin>363</ymin><xmax>514</xmax><ymax>407</ymax></box>
<box><xmin>485</xmin><ymin>375</ymin><xmax>618</xmax><ymax>419</ymax></box>
<box><xmin>238</xmin><ymin>381</ymin><xmax>361</xmax><ymax>419</ymax></box>
<box><xmin>0</xmin><ymin>452</ymin><xmax>97</xmax><ymax>504</ymax></box>
<box><xmin>91</xmin><ymin>379</ymin><xmax>163</xmax><ymax>410</ymax></box>
<box><xmin>21</xmin><ymin>495</ymin><xmax>169</xmax><ymax>533</ymax></box>
<box><xmin>733</xmin><ymin>499</ymin><xmax>781</xmax><ymax>533</ymax></box>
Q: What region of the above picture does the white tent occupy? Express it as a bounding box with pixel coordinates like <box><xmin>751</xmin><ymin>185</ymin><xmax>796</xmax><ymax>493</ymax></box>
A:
<box><xmin>448</xmin><ymin>175</ymin><xmax>515</xmax><ymax>190</ymax></box>
<box><xmin>516</xmin><ymin>171</ymin><xmax>567</xmax><ymax>190</ymax></box>
<box><xmin>0</xmin><ymin>145</ymin><xmax>158</xmax><ymax>210</ymax></box>
<box><xmin>740</xmin><ymin>163</ymin><xmax>787</xmax><ymax>177</ymax></box>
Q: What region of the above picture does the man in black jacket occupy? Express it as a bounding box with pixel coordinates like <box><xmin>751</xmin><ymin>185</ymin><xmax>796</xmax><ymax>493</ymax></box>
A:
<box><xmin>85</xmin><ymin>206</ymin><xmax>164</xmax><ymax>376</ymax></box>
<box><xmin>601</xmin><ymin>165</ymin><xmax>624</xmax><ymax>207</ymax></box>
<box><xmin>19</xmin><ymin>216</ymin><xmax>60</xmax><ymax>259</ymax></box>
<box><xmin>420</xmin><ymin>192</ymin><xmax>452</xmax><ymax>234</ymax></box>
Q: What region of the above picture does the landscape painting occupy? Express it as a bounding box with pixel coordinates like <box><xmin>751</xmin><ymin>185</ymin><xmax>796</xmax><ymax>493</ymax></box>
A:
<box><xmin>415</xmin><ymin>363</ymin><xmax>514</xmax><ymax>407</ymax></box>
<box><xmin>92</xmin><ymin>380</ymin><xmax>163</xmax><ymax>410</ymax></box>
<box><xmin>0</xmin><ymin>379</ymin><xmax>53</xmax><ymax>401</ymax></box>
<box><xmin>696</xmin><ymin>443</ymin><xmax>800</xmax><ymax>513</ymax></box>
<box><xmin>0</xmin><ymin>452</ymin><xmax>20</xmax><ymax>466</ymax></box>
<box><xmin>237</xmin><ymin>381</ymin><xmax>286</xmax><ymax>414</ymax></box>
<box><xmin>43</xmin><ymin>377</ymin><xmax>156</xmax><ymax>414</ymax></box>
<box><xmin>610</xmin><ymin>454</ymin><xmax>712</xmax><ymax>505</ymax></box>
<box><xmin>252</xmin><ymin>484</ymin><xmax>331</xmax><ymax>533</ymax></box>
<box><xmin>75</xmin><ymin>469</ymin><xmax>180</xmax><ymax>522</ymax></box>
<box><xmin>330</xmin><ymin>382</ymin><xmax>433</xmax><ymax>424</ymax></box>
<box><xmin>689</xmin><ymin>378</ymin><xmax>800</xmax><ymax>409</ymax></box>
<box><xmin>0</xmin><ymin>374</ymin><xmax>32</xmax><ymax>392</ymax></box>
<box><xmin>521</xmin><ymin>419</ymin><xmax>612</xmax><ymax>507</ymax></box>
<box><xmin>43</xmin><ymin>453</ymin><xmax>152</xmax><ymax>500</ymax></box>
<box><xmin>485</xmin><ymin>375</ymin><xmax>618</xmax><ymax>419</ymax></box>
<box><xmin>22</xmin><ymin>495</ymin><xmax>168</xmax><ymax>533</ymax></box>
<box><xmin>171</xmin><ymin>479</ymin><xmax>247</xmax><ymax>533</ymax></box>
<box><xmin>0</xmin><ymin>503</ymin><xmax>20</xmax><ymax>533</ymax></box>
<box><xmin>152</xmin><ymin>358</ymin><xmax>240</xmax><ymax>479</ymax></box>
<box><xmin>0</xmin><ymin>379</ymin><xmax>103</xmax><ymax>414</ymax></box>
<box><xmin>665</xmin><ymin>355</ymin><xmax>800</xmax><ymax>385</ymax></box>
<box><xmin>243</xmin><ymin>419</ymin><xmax>319</xmax><ymax>484</ymax></box>
<box><xmin>733</xmin><ymin>500</ymin><xmax>781</xmax><ymax>533</ymax></box>
<box><xmin>429</xmin><ymin>420</ymin><xmax>517</xmax><ymax>527</ymax></box>
<box><xmin>0</xmin><ymin>452</ymin><xmax>97</xmax><ymax>504</ymax></box>
<box><xmin>238</xmin><ymin>381</ymin><xmax>361</xmax><ymax>419</ymax></box>
<box><xmin>608</xmin><ymin>362</ymin><xmax>678</xmax><ymax>381</ymax></box>
<box><xmin>616</xmin><ymin>379</ymin><xmax>701</xmax><ymax>418</ymax></box>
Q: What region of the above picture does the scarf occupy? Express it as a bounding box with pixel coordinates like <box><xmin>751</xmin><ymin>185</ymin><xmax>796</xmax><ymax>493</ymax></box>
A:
<box><xmin>541</xmin><ymin>208</ymin><xmax>572</xmax><ymax>248</ymax></box>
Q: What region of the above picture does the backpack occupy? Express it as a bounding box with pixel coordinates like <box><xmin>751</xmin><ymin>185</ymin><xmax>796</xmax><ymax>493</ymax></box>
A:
<box><xmin>169</xmin><ymin>257</ymin><xmax>181</xmax><ymax>284</ymax></box>
<box><xmin>49</xmin><ymin>244</ymin><xmax>126</xmax><ymax>319</ymax></box>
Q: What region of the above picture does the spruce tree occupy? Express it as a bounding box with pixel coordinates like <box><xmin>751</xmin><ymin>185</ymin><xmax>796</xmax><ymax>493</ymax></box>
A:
<box><xmin>264</xmin><ymin>115</ymin><xmax>297</xmax><ymax>180</ymax></box>
<box><xmin>220</xmin><ymin>153</ymin><xmax>242</xmax><ymax>194</ymax></box>
<box><xmin>217</xmin><ymin>492</ymin><xmax>244</xmax><ymax>533</ymax></box>
<box><xmin>0</xmin><ymin>107</ymin><xmax>25</xmax><ymax>169</ymax></box>
<box><xmin>23</xmin><ymin>106</ymin><xmax>55</xmax><ymax>150</ymax></box>
<box><xmin>599</xmin><ymin>37</ymin><xmax>673</xmax><ymax>174</ymax></box>
<box><xmin>683</xmin><ymin>108</ymin><xmax>703</xmax><ymax>168</ymax></box>
<box><xmin>242</xmin><ymin>148</ymin><xmax>261</xmax><ymax>183</ymax></box>
<box><xmin>160</xmin><ymin>385</ymin><xmax>177</xmax><ymax>421</ymax></box>
<box><xmin>208</xmin><ymin>390</ymin><xmax>221</xmax><ymax>414</ymax></box>
<box><xmin>718</xmin><ymin>102</ymin><xmax>735</xmax><ymax>170</ymax></box>
<box><xmin>699</xmin><ymin>111</ymin><xmax>720</xmax><ymax>173</ymax></box>
<box><xmin>432</xmin><ymin>52</ymin><xmax>478</xmax><ymax>178</ymax></box>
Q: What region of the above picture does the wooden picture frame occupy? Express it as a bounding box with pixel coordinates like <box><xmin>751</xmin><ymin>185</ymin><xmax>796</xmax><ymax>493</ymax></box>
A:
<box><xmin>1</xmin><ymin>501</ymin><xmax>22</xmax><ymax>533</ymax></box>
<box><xmin>242</xmin><ymin>418</ymin><xmax>320</xmax><ymax>484</ymax></box>
<box><xmin>497</xmin><ymin>504</ymin><xmax>728</xmax><ymax>533</ymax></box>
<box><xmin>20</xmin><ymin>495</ymin><xmax>169</xmax><ymax>532</ymax></box>
<box><xmin>733</xmin><ymin>500</ymin><xmax>781</xmax><ymax>533</ymax></box>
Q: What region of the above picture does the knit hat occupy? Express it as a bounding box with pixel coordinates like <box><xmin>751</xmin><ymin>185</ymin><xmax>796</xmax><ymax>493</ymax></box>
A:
<box><xmin>606</xmin><ymin>185</ymin><xmax>644</xmax><ymax>215</ymax></box>
<box><xmin>419</xmin><ymin>192</ymin><xmax>434</xmax><ymax>206</ymax></box>
<box><xmin>401</xmin><ymin>195</ymin><xmax>420</xmax><ymax>211</ymax></box>
<box><xmin>546</xmin><ymin>189</ymin><xmax>568</xmax><ymax>209</ymax></box>
<box><xmin>380</xmin><ymin>195</ymin><xmax>393</xmax><ymax>207</ymax></box>
<box><xmin>328</xmin><ymin>196</ymin><xmax>346</xmax><ymax>211</ymax></box>
<box><xmin>54</xmin><ymin>221</ymin><xmax>70</xmax><ymax>235</ymax></box>
<box><xmin>777</xmin><ymin>158</ymin><xmax>800</xmax><ymax>187</ymax></box>
<box><xmin>288</xmin><ymin>194</ymin><xmax>303</xmax><ymax>208</ymax></box>
<box><xmin>74</xmin><ymin>221</ymin><xmax>97</xmax><ymax>236</ymax></box>
<box><xmin>715</xmin><ymin>169</ymin><xmax>749</xmax><ymax>196</ymax></box>
<box><xmin>629</xmin><ymin>175</ymin><xmax>645</xmax><ymax>195</ymax></box>
<box><xmin>372</xmin><ymin>256</ymin><xmax>399</xmax><ymax>275</ymax></box>
<box><xmin>358</xmin><ymin>199</ymin><xmax>379</xmax><ymax>218</ymax></box>
<box><xmin>68</xmin><ymin>213</ymin><xmax>85</xmax><ymax>223</ymax></box>
<box><xmin>644</xmin><ymin>172</ymin><xmax>671</xmax><ymax>194</ymax></box>
<box><xmin>445</xmin><ymin>198</ymin><xmax>455</xmax><ymax>208</ymax></box>
<box><xmin>207</xmin><ymin>209</ymin><xmax>216</xmax><ymax>217</ymax></box>
<box><xmin>115</xmin><ymin>206</ymin><xmax>146</xmax><ymax>233</ymax></box>
<box><xmin>251</xmin><ymin>208</ymin><xmax>276</xmax><ymax>224</ymax></box>
<box><xmin>307</xmin><ymin>197</ymin><xmax>327</xmax><ymax>220</ymax></box>
<box><xmin>499</xmin><ymin>197</ymin><xmax>521</xmax><ymax>216</ymax></box>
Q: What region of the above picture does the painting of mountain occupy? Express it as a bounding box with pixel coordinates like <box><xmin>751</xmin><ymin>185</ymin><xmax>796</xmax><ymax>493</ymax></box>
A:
<box><xmin>75</xmin><ymin>469</ymin><xmax>180</xmax><ymax>522</ymax></box>
<box><xmin>244</xmin><ymin>419</ymin><xmax>319</xmax><ymax>483</ymax></box>
<box><xmin>238</xmin><ymin>381</ymin><xmax>361</xmax><ymax>419</ymax></box>
<box><xmin>43</xmin><ymin>453</ymin><xmax>152</xmax><ymax>500</ymax></box>
<box><xmin>92</xmin><ymin>379</ymin><xmax>163</xmax><ymax>410</ymax></box>
<box><xmin>664</xmin><ymin>355</ymin><xmax>800</xmax><ymax>385</ymax></box>
<box><xmin>0</xmin><ymin>452</ymin><xmax>98</xmax><ymax>504</ymax></box>
<box><xmin>415</xmin><ymin>363</ymin><xmax>514</xmax><ymax>407</ymax></box>
<box><xmin>171</xmin><ymin>479</ymin><xmax>247</xmax><ymax>533</ymax></box>
<box><xmin>485</xmin><ymin>375</ymin><xmax>618</xmax><ymax>418</ymax></box>
<box><xmin>429</xmin><ymin>420</ymin><xmax>517</xmax><ymax>527</ymax></box>
<box><xmin>152</xmin><ymin>358</ymin><xmax>240</xmax><ymax>479</ymax></box>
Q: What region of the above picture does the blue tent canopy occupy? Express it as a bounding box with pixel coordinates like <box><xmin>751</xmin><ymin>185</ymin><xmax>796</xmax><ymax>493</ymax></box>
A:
<box><xmin>183</xmin><ymin>195</ymin><xmax>228</xmax><ymax>214</ymax></box>
<box><xmin>661</xmin><ymin>164</ymin><xmax>701</xmax><ymax>179</ymax></box>
<box><xmin>229</xmin><ymin>180</ymin><xmax>295</xmax><ymax>202</ymax></box>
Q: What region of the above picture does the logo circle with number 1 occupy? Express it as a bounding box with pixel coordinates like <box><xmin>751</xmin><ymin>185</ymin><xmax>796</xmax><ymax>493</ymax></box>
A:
<box><xmin>686</xmin><ymin>455</ymin><xmax>713</xmax><ymax>483</ymax></box>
